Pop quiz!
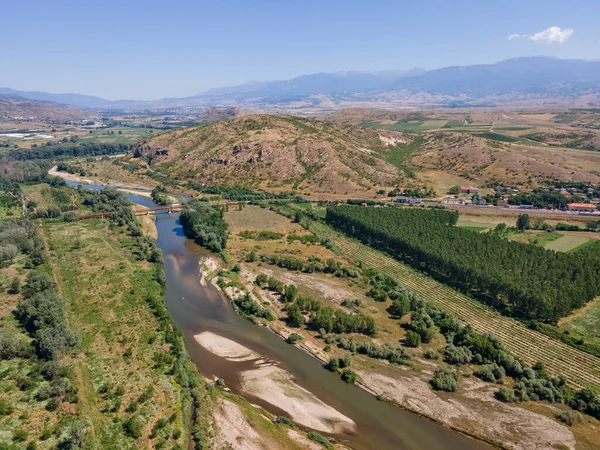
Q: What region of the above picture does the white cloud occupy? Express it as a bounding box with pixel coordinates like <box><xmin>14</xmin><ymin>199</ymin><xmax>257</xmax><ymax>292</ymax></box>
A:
<box><xmin>507</xmin><ymin>26</ymin><xmax>573</xmax><ymax>44</ymax></box>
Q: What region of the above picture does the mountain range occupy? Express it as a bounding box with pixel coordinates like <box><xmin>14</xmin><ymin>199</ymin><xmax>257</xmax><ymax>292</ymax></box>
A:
<box><xmin>2</xmin><ymin>57</ymin><xmax>600</xmax><ymax>111</ymax></box>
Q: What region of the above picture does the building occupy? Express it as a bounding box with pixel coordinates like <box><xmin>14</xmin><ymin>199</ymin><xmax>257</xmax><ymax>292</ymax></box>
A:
<box><xmin>519</xmin><ymin>204</ymin><xmax>534</xmax><ymax>209</ymax></box>
<box><xmin>443</xmin><ymin>197</ymin><xmax>465</xmax><ymax>206</ymax></box>
<box><xmin>461</xmin><ymin>186</ymin><xmax>479</xmax><ymax>194</ymax></box>
<box><xmin>395</xmin><ymin>196</ymin><xmax>409</xmax><ymax>204</ymax></box>
<box><xmin>409</xmin><ymin>198</ymin><xmax>422</xmax><ymax>205</ymax></box>
<box><xmin>567</xmin><ymin>203</ymin><xmax>597</xmax><ymax>212</ymax></box>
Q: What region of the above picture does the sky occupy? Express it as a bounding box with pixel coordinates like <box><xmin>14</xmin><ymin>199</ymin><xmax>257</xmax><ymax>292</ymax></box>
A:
<box><xmin>1</xmin><ymin>0</ymin><xmax>598</xmax><ymax>100</ymax></box>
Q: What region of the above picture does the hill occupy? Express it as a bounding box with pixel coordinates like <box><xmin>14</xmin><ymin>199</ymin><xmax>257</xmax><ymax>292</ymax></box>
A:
<box><xmin>411</xmin><ymin>132</ymin><xmax>600</xmax><ymax>187</ymax></box>
<box><xmin>132</xmin><ymin>115</ymin><xmax>413</xmax><ymax>196</ymax></box>
<box><xmin>0</xmin><ymin>94</ymin><xmax>91</xmax><ymax>121</ymax></box>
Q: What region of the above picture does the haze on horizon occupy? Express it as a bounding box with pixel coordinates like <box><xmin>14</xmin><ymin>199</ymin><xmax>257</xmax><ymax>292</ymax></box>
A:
<box><xmin>1</xmin><ymin>0</ymin><xmax>598</xmax><ymax>100</ymax></box>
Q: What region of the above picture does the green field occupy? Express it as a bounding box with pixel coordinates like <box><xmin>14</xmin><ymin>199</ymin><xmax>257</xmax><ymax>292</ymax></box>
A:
<box><xmin>361</xmin><ymin>120</ymin><xmax>447</xmax><ymax>132</ymax></box>
<box><xmin>79</xmin><ymin>127</ymin><xmax>152</xmax><ymax>145</ymax></box>
<box><xmin>545</xmin><ymin>234</ymin><xmax>591</xmax><ymax>252</ymax></box>
<box><xmin>562</xmin><ymin>298</ymin><xmax>600</xmax><ymax>340</ymax></box>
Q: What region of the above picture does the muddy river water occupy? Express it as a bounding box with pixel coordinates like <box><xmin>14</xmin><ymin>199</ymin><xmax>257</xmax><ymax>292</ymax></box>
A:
<box><xmin>69</xmin><ymin>181</ymin><xmax>490</xmax><ymax>450</ymax></box>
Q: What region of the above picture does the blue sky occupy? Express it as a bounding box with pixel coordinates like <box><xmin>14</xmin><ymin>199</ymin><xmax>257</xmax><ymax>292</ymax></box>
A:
<box><xmin>1</xmin><ymin>0</ymin><xmax>598</xmax><ymax>100</ymax></box>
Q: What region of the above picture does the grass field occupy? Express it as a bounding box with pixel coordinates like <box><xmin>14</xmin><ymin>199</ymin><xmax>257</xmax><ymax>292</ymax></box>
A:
<box><xmin>361</xmin><ymin>120</ymin><xmax>447</xmax><ymax>132</ymax></box>
<box><xmin>43</xmin><ymin>219</ymin><xmax>190</xmax><ymax>448</ymax></box>
<box><xmin>303</xmin><ymin>214</ymin><xmax>600</xmax><ymax>390</ymax></box>
<box><xmin>509</xmin><ymin>230</ymin><xmax>562</xmax><ymax>247</ymax></box>
<box><xmin>545</xmin><ymin>234</ymin><xmax>591</xmax><ymax>252</ymax></box>
<box><xmin>561</xmin><ymin>298</ymin><xmax>600</xmax><ymax>342</ymax></box>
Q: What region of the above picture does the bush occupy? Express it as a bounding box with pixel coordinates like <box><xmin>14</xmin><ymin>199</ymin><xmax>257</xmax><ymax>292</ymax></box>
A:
<box><xmin>327</xmin><ymin>357</ymin><xmax>340</xmax><ymax>371</ymax></box>
<box><xmin>430</xmin><ymin>367</ymin><xmax>459</xmax><ymax>392</ymax></box>
<box><xmin>287</xmin><ymin>333</ymin><xmax>302</xmax><ymax>344</ymax></box>
<box><xmin>307</xmin><ymin>431</ymin><xmax>332</xmax><ymax>449</ymax></box>
<box><xmin>388</xmin><ymin>296</ymin><xmax>410</xmax><ymax>317</ymax></box>
<box><xmin>423</xmin><ymin>349</ymin><xmax>440</xmax><ymax>360</ymax></box>
<box><xmin>0</xmin><ymin>399</ymin><xmax>14</xmax><ymax>416</ymax></box>
<box><xmin>557</xmin><ymin>410</ymin><xmax>582</xmax><ymax>427</ymax></box>
<box><xmin>495</xmin><ymin>387</ymin><xmax>517</xmax><ymax>402</ymax></box>
<box><xmin>474</xmin><ymin>363</ymin><xmax>505</xmax><ymax>383</ymax></box>
<box><xmin>341</xmin><ymin>369</ymin><xmax>357</xmax><ymax>384</ymax></box>
<box><xmin>255</xmin><ymin>273</ymin><xmax>268</xmax><ymax>286</ymax></box>
<box><xmin>405</xmin><ymin>330</ymin><xmax>421</xmax><ymax>348</ymax></box>
<box><xmin>57</xmin><ymin>420</ymin><xmax>88</xmax><ymax>449</ymax></box>
<box><xmin>444</xmin><ymin>344</ymin><xmax>473</xmax><ymax>365</ymax></box>
<box><xmin>123</xmin><ymin>416</ymin><xmax>144</xmax><ymax>439</ymax></box>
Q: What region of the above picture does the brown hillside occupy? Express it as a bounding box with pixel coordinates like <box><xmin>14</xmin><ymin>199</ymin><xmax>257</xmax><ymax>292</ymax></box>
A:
<box><xmin>133</xmin><ymin>115</ymin><xmax>413</xmax><ymax>196</ymax></box>
<box><xmin>0</xmin><ymin>95</ymin><xmax>90</xmax><ymax>121</ymax></box>
<box><xmin>411</xmin><ymin>133</ymin><xmax>600</xmax><ymax>187</ymax></box>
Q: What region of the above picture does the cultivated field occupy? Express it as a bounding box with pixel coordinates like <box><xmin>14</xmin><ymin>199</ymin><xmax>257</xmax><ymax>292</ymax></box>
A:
<box><xmin>306</xmin><ymin>218</ymin><xmax>600</xmax><ymax>389</ymax></box>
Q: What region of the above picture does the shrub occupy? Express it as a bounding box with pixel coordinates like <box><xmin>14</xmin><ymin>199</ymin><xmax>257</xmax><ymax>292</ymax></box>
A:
<box><xmin>277</xmin><ymin>416</ymin><xmax>295</xmax><ymax>427</ymax></box>
<box><xmin>423</xmin><ymin>349</ymin><xmax>439</xmax><ymax>360</ymax></box>
<box><xmin>430</xmin><ymin>367</ymin><xmax>459</xmax><ymax>392</ymax></box>
<box><xmin>13</xmin><ymin>429</ymin><xmax>27</xmax><ymax>442</ymax></box>
<box><xmin>388</xmin><ymin>296</ymin><xmax>410</xmax><ymax>317</ymax></box>
<box><xmin>474</xmin><ymin>363</ymin><xmax>505</xmax><ymax>383</ymax></box>
<box><xmin>327</xmin><ymin>356</ymin><xmax>339</xmax><ymax>371</ymax></box>
<box><xmin>307</xmin><ymin>431</ymin><xmax>332</xmax><ymax>449</ymax></box>
<box><xmin>0</xmin><ymin>399</ymin><xmax>14</xmax><ymax>416</ymax></box>
<box><xmin>123</xmin><ymin>416</ymin><xmax>143</xmax><ymax>439</ymax></box>
<box><xmin>341</xmin><ymin>369</ymin><xmax>357</xmax><ymax>384</ymax></box>
<box><xmin>287</xmin><ymin>333</ymin><xmax>302</xmax><ymax>344</ymax></box>
<box><xmin>405</xmin><ymin>330</ymin><xmax>421</xmax><ymax>348</ymax></box>
<box><xmin>495</xmin><ymin>387</ymin><xmax>517</xmax><ymax>402</ymax></box>
<box><xmin>444</xmin><ymin>344</ymin><xmax>473</xmax><ymax>365</ymax></box>
<box><xmin>557</xmin><ymin>410</ymin><xmax>582</xmax><ymax>427</ymax></box>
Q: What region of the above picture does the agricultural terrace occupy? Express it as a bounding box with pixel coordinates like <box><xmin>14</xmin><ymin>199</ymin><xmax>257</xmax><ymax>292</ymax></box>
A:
<box><xmin>301</xmin><ymin>216</ymin><xmax>600</xmax><ymax>390</ymax></box>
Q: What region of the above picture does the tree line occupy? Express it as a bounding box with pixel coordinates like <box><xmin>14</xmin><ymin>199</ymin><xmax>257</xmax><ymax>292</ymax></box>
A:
<box><xmin>326</xmin><ymin>205</ymin><xmax>600</xmax><ymax>323</ymax></box>
<box><xmin>179</xmin><ymin>200</ymin><xmax>228</xmax><ymax>253</ymax></box>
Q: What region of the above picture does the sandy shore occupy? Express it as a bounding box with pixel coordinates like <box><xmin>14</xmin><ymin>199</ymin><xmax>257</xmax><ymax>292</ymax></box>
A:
<box><xmin>358</xmin><ymin>370</ymin><xmax>575</xmax><ymax>450</ymax></box>
<box><xmin>48</xmin><ymin>166</ymin><xmax>153</xmax><ymax>197</ymax></box>
<box><xmin>199</xmin><ymin>256</ymin><xmax>220</xmax><ymax>286</ymax></box>
<box><xmin>194</xmin><ymin>331</ymin><xmax>259</xmax><ymax>362</ymax></box>
<box><xmin>240</xmin><ymin>365</ymin><xmax>355</xmax><ymax>434</ymax></box>
<box><xmin>194</xmin><ymin>330</ymin><xmax>355</xmax><ymax>435</ymax></box>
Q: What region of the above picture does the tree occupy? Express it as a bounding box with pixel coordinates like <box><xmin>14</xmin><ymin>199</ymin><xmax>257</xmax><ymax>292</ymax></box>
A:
<box><xmin>405</xmin><ymin>330</ymin><xmax>421</xmax><ymax>348</ymax></box>
<box><xmin>430</xmin><ymin>367</ymin><xmax>459</xmax><ymax>392</ymax></box>
<box><xmin>283</xmin><ymin>285</ymin><xmax>298</xmax><ymax>303</ymax></box>
<box><xmin>285</xmin><ymin>304</ymin><xmax>304</xmax><ymax>328</ymax></box>
<box><xmin>388</xmin><ymin>296</ymin><xmax>410</xmax><ymax>317</ymax></box>
<box><xmin>9</xmin><ymin>277</ymin><xmax>21</xmax><ymax>294</ymax></box>
<box><xmin>448</xmin><ymin>185</ymin><xmax>461</xmax><ymax>195</ymax></box>
<box><xmin>341</xmin><ymin>369</ymin><xmax>357</xmax><ymax>384</ymax></box>
<box><xmin>327</xmin><ymin>356</ymin><xmax>339</xmax><ymax>371</ymax></box>
<box><xmin>516</xmin><ymin>214</ymin><xmax>531</xmax><ymax>231</ymax></box>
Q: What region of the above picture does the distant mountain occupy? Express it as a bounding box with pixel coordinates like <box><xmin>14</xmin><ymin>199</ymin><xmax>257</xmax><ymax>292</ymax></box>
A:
<box><xmin>389</xmin><ymin>57</ymin><xmax>600</xmax><ymax>96</ymax></box>
<box><xmin>0</xmin><ymin>88</ymin><xmax>112</xmax><ymax>108</ymax></box>
<box><xmin>0</xmin><ymin>94</ymin><xmax>91</xmax><ymax>121</ymax></box>
<box><xmin>195</xmin><ymin>68</ymin><xmax>427</xmax><ymax>99</ymax></box>
<box><xmin>3</xmin><ymin>57</ymin><xmax>600</xmax><ymax>111</ymax></box>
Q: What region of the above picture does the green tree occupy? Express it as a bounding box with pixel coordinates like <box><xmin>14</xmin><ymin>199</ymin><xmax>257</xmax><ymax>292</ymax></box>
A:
<box><xmin>388</xmin><ymin>295</ymin><xmax>410</xmax><ymax>317</ymax></box>
<box><xmin>285</xmin><ymin>304</ymin><xmax>304</xmax><ymax>328</ymax></box>
<box><xmin>405</xmin><ymin>330</ymin><xmax>421</xmax><ymax>348</ymax></box>
<box><xmin>516</xmin><ymin>214</ymin><xmax>531</xmax><ymax>231</ymax></box>
<box><xmin>448</xmin><ymin>185</ymin><xmax>461</xmax><ymax>195</ymax></box>
<box><xmin>9</xmin><ymin>277</ymin><xmax>21</xmax><ymax>294</ymax></box>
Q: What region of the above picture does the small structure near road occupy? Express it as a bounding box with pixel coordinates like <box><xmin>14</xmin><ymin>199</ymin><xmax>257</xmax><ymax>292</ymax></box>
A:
<box><xmin>568</xmin><ymin>203</ymin><xmax>597</xmax><ymax>212</ymax></box>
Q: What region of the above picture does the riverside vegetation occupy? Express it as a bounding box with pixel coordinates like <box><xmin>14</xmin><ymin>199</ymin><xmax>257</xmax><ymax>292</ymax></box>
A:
<box><xmin>187</xmin><ymin>201</ymin><xmax>600</xmax><ymax>448</ymax></box>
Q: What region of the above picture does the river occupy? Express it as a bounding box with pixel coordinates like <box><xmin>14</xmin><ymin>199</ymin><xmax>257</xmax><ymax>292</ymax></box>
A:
<box><xmin>67</xmin><ymin>181</ymin><xmax>490</xmax><ymax>450</ymax></box>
